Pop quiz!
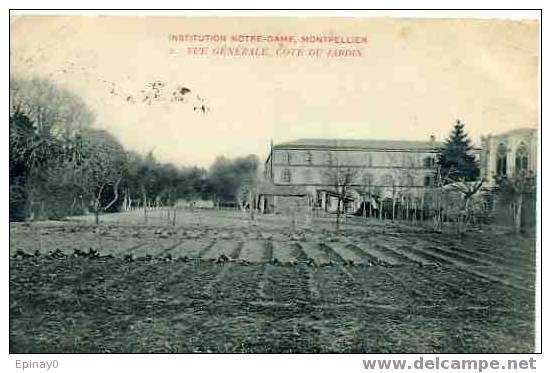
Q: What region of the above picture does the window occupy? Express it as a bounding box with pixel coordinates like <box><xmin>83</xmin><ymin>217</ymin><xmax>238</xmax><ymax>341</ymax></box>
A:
<box><xmin>404</xmin><ymin>175</ymin><xmax>414</xmax><ymax>187</ymax></box>
<box><xmin>326</xmin><ymin>152</ymin><xmax>333</xmax><ymax>165</ymax></box>
<box><xmin>423</xmin><ymin>157</ymin><xmax>435</xmax><ymax>168</ymax></box>
<box><xmin>383</xmin><ymin>174</ymin><xmax>395</xmax><ymax>187</ymax></box>
<box><xmin>282</xmin><ymin>168</ymin><xmax>291</xmax><ymax>183</ymax></box>
<box><xmin>424</xmin><ymin>176</ymin><xmax>433</xmax><ymax>186</ymax></box>
<box><xmin>496</xmin><ymin>143</ymin><xmax>507</xmax><ymax>176</ymax></box>
<box><xmin>303</xmin><ymin>169</ymin><xmax>312</xmax><ymax>183</ymax></box>
<box><xmin>305</xmin><ymin>151</ymin><xmax>312</xmax><ymax>164</ymax></box>
<box><xmin>285</xmin><ymin>152</ymin><xmax>292</xmax><ymax>165</ymax></box>
<box><xmin>515</xmin><ymin>142</ymin><xmax>529</xmax><ymax>172</ymax></box>
<box><xmin>366</xmin><ymin>154</ymin><xmax>373</xmax><ymax>167</ymax></box>
<box><xmin>362</xmin><ymin>172</ymin><xmax>374</xmax><ymax>187</ymax></box>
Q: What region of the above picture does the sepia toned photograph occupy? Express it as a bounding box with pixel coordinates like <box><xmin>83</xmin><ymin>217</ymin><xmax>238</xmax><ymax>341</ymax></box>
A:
<box><xmin>9</xmin><ymin>13</ymin><xmax>540</xmax><ymax>354</ymax></box>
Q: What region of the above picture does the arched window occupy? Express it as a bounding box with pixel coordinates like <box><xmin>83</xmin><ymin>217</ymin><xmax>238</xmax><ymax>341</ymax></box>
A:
<box><xmin>496</xmin><ymin>143</ymin><xmax>507</xmax><ymax>176</ymax></box>
<box><xmin>515</xmin><ymin>142</ymin><xmax>529</xmax><ymax>172</ymax></box>
<box><xmin>281</xmin><ymin>168</ymin><xmax>291</xmax><ymax>183</ymax></box>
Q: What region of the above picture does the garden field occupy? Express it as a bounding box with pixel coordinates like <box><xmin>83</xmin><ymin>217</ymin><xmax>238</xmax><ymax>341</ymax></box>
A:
<box><xmin>9</xmin><ymin>209</ymin><xmax>537</xmax><ymax>353</ymax></box>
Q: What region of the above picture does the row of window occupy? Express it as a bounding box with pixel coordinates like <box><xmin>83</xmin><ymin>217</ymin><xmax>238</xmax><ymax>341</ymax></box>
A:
<box><xmin>280</xmin><ymin>168</ymin><xmax>433</xmax><ymax>186</ymax></box>
<box><xmin>495</xmin><ymin>142</ymin><xmax>529</xmax><ymax>176</ymax></box>
<box><xmin>277</xmin><ymin>151</ymin><xmax>435</xmax><ymax>168</ymax></box>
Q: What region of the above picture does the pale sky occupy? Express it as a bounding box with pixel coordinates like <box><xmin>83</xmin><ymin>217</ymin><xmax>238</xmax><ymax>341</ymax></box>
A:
<box><xmin>10</xmin><ymin>16</ymin><xmax>539</xmax><ymax>167</ymax></box>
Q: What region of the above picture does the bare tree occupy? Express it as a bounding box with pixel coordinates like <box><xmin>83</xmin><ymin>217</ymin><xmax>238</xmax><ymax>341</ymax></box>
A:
<box><xmin>395</xmin><ymin>153</ymin><xmax>421</xmax><ymax>224</ymax></box>
<box><xmin>71</xmin><ymin>129</ymin><xmax>127</xmax><ymax>224</ymax></box>
<box><xmin>10</xmin><ymin>76</ymin><xmax>94</xmax><ymax>139</ymax></box>
<box><xmin>445</xmin><ymin>178</ymin><xmax>485</xmax><ymax>234</ymax></box>
<box><xmin>323</xmin><ymin>152</ymin><xmax>360</xmax><ymax>232</ymax></box>
<box><xmin>358</xmin><ymin>171</ymin><xmax>374</xmax><ymax>218</ymax></box>
<box><xmin>430</xmin><ymin>164</ymin><xmax>452</xmax><ymax>231</ymax></box>
<box><xmin>427</xmin><ymin>162</ymin><xmax>485</xmax><ymax>235</ymax></box>
<box><xmin>236</xmin><ymin>180</ymin><xmax>259</xmax><ymax>221</ymax></box>
<box><xmin>380</xmin><ymin>173</ymin><xmax>397</xmax><ymax>221</ymax></box>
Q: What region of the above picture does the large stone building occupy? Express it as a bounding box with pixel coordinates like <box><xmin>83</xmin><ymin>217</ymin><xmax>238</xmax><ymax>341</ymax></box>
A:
<box><xmin>260</xmin><ymin>128</ymin><xmax>537</xmax><ymax>220</ymax></box>
<box><xmin>262</xmin><ymin>137</ymin><xmax>445</xmax><ymax>213</ymax></box>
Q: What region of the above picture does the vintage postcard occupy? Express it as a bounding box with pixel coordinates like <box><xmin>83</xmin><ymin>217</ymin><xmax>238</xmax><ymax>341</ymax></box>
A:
<box><xmin>9</xmin><ymin>13</ymin><xmax>540</xmax><ymax>355</ymax></box>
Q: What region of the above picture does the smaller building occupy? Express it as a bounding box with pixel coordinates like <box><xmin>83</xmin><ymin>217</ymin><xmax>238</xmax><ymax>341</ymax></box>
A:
<box><xmin>480</xmin><ymin>127</ymin><xmax>538</xmax><ymax>228</ymax></box>
<box><xmin>480</xmin><ymin>128</ymin><xmax>538</xmax><ymax>185</ymax></box>
<box><xmin>256</xmin><ymin>182</ymin><xmax>310</xmax><ymax>214</ymax></box>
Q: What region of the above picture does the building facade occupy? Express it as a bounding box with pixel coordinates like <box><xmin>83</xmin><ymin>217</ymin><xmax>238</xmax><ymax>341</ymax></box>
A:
<box><xmin>261</xmin><ymin>128</ymin><xmax>537</xmax><ymax>218</ymax></box>
<box><xmin>479</xmin><ymin>127</ymin><xmax>538</xmax><ymax>228</ymax></box>
<box><xmin>264</xmin><ymin>137</ymin><xmax>444</xmax><ymax>212</ymax></box>
<box><xmin>480</xmin><ymin>128</ymin><xmax>538</xmax><ymax>185</ymax></box>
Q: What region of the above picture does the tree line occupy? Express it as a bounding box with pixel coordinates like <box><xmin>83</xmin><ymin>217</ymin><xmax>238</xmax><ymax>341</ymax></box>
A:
<box><xmin>9</xmin><ymin>76</ymin><xmax>536</xmax><ymax>233</ymax></box>
<box><xmin>9</xmin><ymin>76</ymin><xmax>259</xmax><ymax>223</ymax></box>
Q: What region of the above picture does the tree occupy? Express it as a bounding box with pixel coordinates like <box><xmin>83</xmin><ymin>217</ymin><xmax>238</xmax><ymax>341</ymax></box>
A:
<box><xmin>121</xmin><ymin>151</ymin><xmax>167</xmax><ymax>213</ymax></box>
<box><xmin>323</xmin><ymin>152</ymin><xmax>360</xmax><ymax>232</ymax></box>
<box><xmin>10</xmin><ymin>76</ymin><xmax>94</xmax><ymax>139</ymax></box>
<box><xmin>396</xmin><ymin>154</ymin><xmax>421</xmax><ymax>223</ymax></box>
<box><xmin>9</xmin><ymin>111</ymin><xmax>41</xmax><ymax>220</ymax></box>
<box><xmin>71</xmin><ymin>129</ymin><xmax>127</xmax><ymax>224</ymax></box>
<box><xmin>9</xmin><ymin>76</ymin><xmax>225</xmax><ymax>224</ymax></box>
<box><xmin>434</xmin><ymin>120</ymin><xmax>485</xmax><ymax>233</ymax></box>
<box><xmin>140</xmin><ymin>152</ymin><xmax>160</xmax><ymax>219</ymax></box>
<box><xmin>437</xmin><ymin>120</ymin><xmax>480</xmax><ymax>183</ymax></box>
<box><xmin>120</xmin><ymin>151</ymin><xmax>141</xmax><ymax>211</ymax></box>
<box><xmin>156</xmin><ymin>163</ymin><xmax>182</xmax><ymax>225</ymax></box>
<box><xmin>358</xmin><ymin>171</ymin><xmax>374</xmax><ymax>218</ymax></box>
<box><xmin>495</xmin><ymin>170</ymin><xmax>536</xmax><ymax>234</ymax></box>
<box><xmin>208</xmin><ymin>155</ymin><xmax>260</xmax><ymax>209</ymax></box>
<box><xmin>426</xmin><ymin>163</ymin><xmax>453</xmax><ymax>231</ymax></box>
<box><xmin>445</xmin><ymin>179</ymin><xmax>484</xmax><ymax>234</ymax></box>
<box><xmin>9</xmin><ymin>76</ymin><xmax>94</xmax><ymax>220</ymax></box>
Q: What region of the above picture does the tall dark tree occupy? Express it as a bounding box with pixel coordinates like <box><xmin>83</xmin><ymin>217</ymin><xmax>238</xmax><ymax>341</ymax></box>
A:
<box><xmin>436</xmin><ymin>120</ymin><xmax>480</xmax><ymax>183</ymax></box>
<box><xmin>9</xmin><ymin>112</ymin><xmax>36</xmax><ymax>220</ymax></box>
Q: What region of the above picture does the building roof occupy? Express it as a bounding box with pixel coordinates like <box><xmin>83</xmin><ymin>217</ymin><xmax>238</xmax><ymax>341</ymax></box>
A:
<box><xmin>273</xmin><ymin>138</ymin><xmax>443</xmax><ymax>151</ymax></box>
<box><xmin>491</xmin><ymin>127</ymin><xmax>537</xmax><ymax>138</ymax></box>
